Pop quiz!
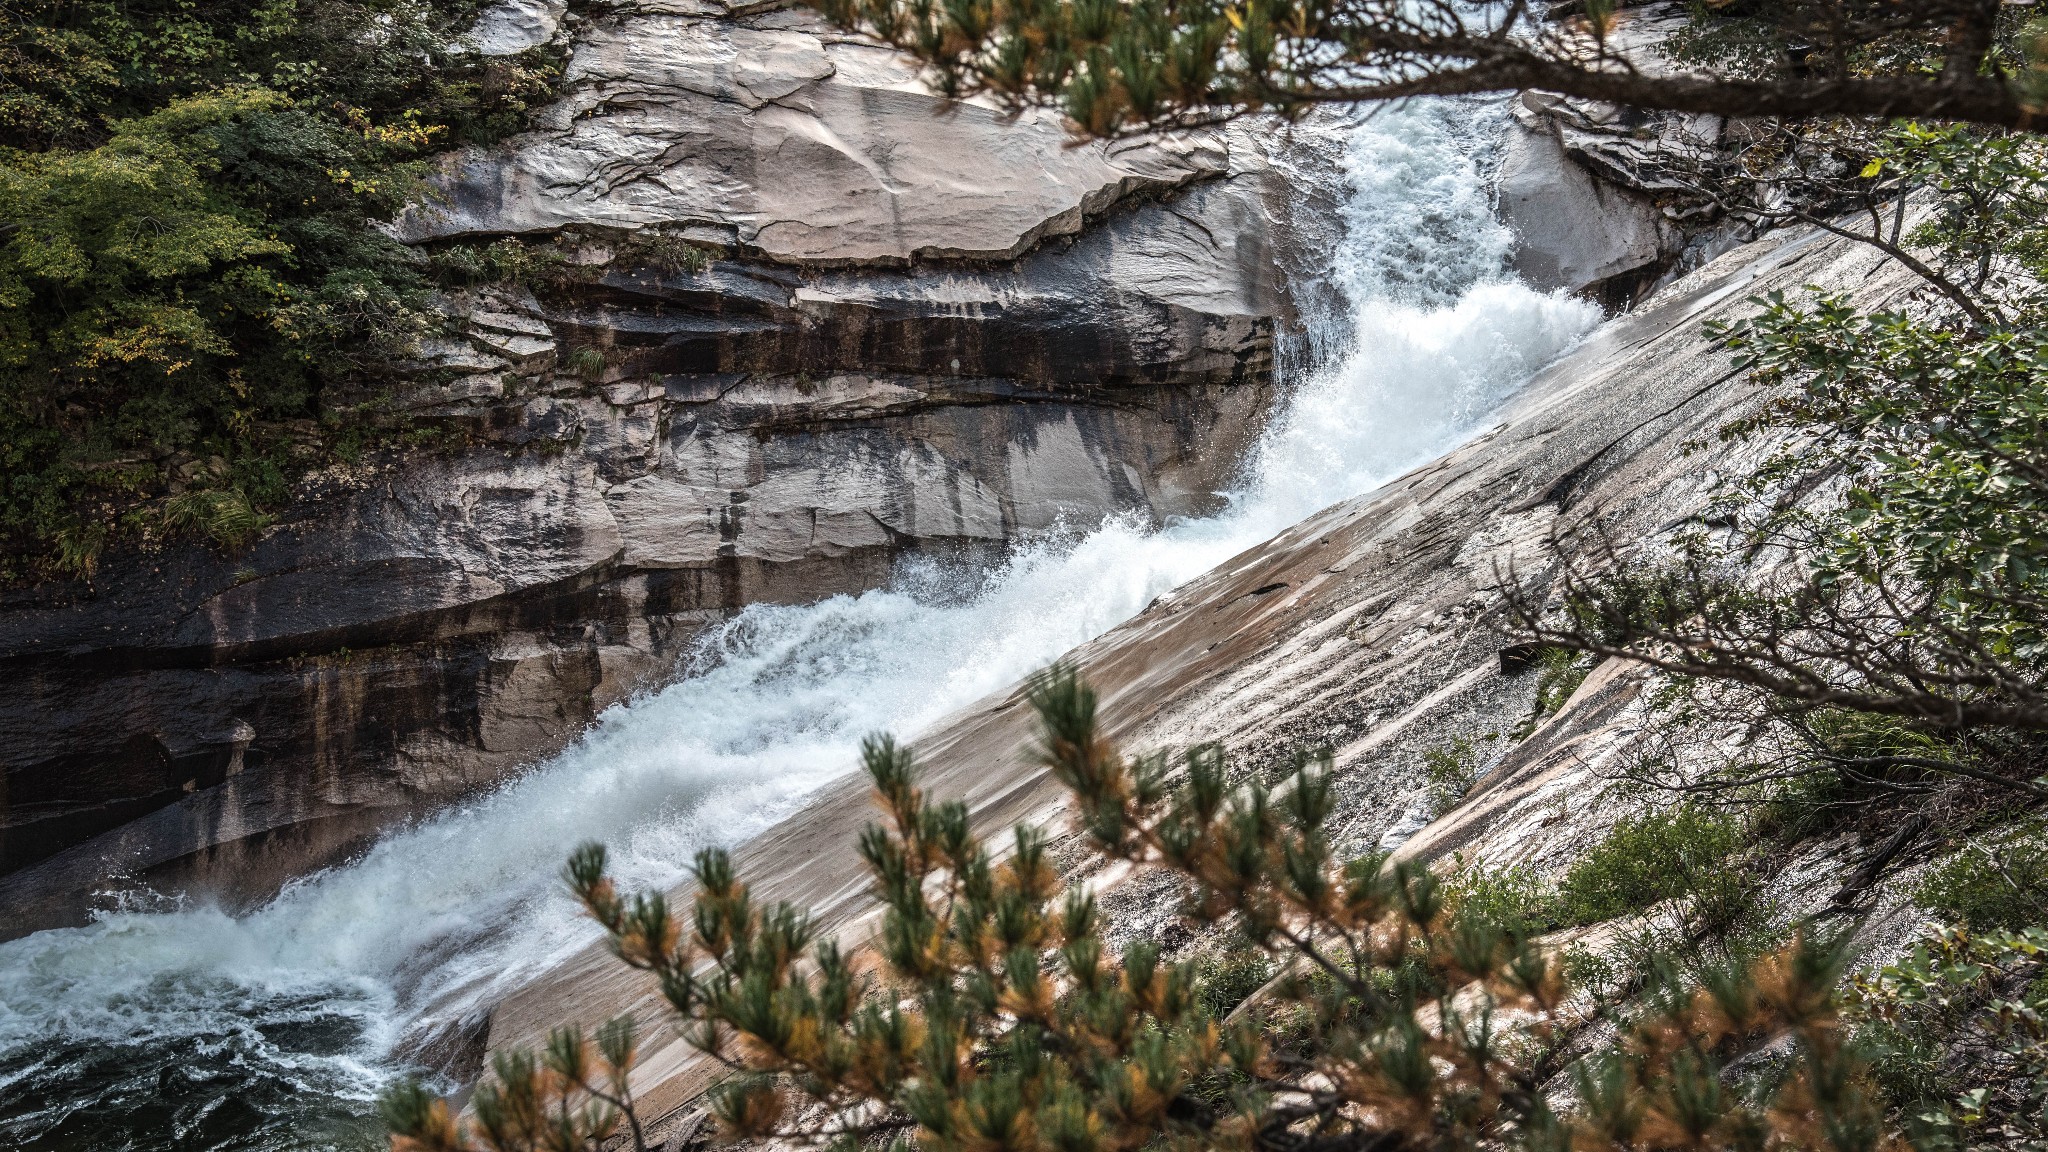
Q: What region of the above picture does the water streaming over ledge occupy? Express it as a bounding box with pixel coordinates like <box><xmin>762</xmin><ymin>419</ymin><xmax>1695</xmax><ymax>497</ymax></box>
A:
<box><xmin>0</xmin><ymin>101</ymin><xmax>1601</xmax><ymax>1151</ymax></box>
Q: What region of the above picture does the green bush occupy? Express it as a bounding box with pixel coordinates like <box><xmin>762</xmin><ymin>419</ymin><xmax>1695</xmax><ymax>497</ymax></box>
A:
<box><xmin>1752</xmin><ymin>711</ymin><xmax>1964</xmax><ymax>841</ymax></box>
<box><xmin>1849</xmin><ymin>924</ymin><xmax>2048</xmax><ymax>1141</ymax></box>
<box><xmin>1440</xmin><ymin>858</ymin><xmax>1563</xmax><ymax>942</ymax></box>
<box><xmin>1915</xmin><ymin>826</ymin><xmax>2048</xmax><ymax>931</ymax></box>
<box><xmin>1558</xmin><ymin>802</ymin><xmax>1751</xmax><ymax>928</ymax></box>
<box><xmin>1532</xmin><ymin>645</ymin><xmax>1592</xmax><ymax>715</ymax></box>
<box><xmin>1510</xmin><ymin>646</ymin><xmax>1592</xmax><ymax>739</ymax></box>
<box><xmin>1192</xmin><ymin>947</ymin><xmax>1271</xmax><ymax>1019</ymax></box>
<box><xmin>0</xmin><ymin>0</ymin><xmax>566</xmax><ymax>579</ymax></box>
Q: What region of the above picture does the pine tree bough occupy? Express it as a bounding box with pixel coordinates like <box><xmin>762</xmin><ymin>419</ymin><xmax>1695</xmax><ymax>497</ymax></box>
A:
<box><xmin>793</xmin><ymin>0</ymin><xmax>2048</xmax><ymax>137</ymax></box>
<box><xmin>385</xmin><ymin>668</ymin><xmax>1914</xmax><ymax>1152</ymax></box>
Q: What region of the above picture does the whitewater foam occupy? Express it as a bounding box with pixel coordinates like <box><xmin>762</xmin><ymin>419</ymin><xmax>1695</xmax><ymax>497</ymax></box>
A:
<box><xmin>0</xmin><ymin>100</ymin><xmax>1600</xmax><ymax>1149</ymax></box>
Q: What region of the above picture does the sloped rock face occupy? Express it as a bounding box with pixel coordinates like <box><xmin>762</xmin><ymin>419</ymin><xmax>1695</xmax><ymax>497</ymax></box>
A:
<box><xmin>478</xmin><ymin>220</ymin><xmax>1926</xmax><ymax>1130</ymax></box>
<box><xmin>0</xmin><ymin>0</ymin><xmax>1339</xmax><ymax>935</ymax></box>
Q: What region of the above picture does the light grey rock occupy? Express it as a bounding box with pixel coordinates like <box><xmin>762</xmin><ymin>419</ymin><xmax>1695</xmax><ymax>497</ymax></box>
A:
<box><xmin>401</xmin><ymin>335</ymin><xmax>509</xmax><ymax>374</ymax></box>
<box><xmin>466</xmin><ymin>0</ymin><xmax>567</xmax><ymax>55</ymax></box>
<box><xmin>1497</xmin><ymin>117</ymin><xmax>1676</xmax><ymax>294</ymax></box>
<box><xmin>398</xmin><ymin>6</ymin><xmax>1230</xmax><ymax>264</ymax></box>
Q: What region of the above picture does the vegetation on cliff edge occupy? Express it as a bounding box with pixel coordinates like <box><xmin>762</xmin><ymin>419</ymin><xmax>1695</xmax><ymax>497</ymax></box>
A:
<box><xmin>0</xmin><ymin>0</ymin><xmax>562</xmax><ymax>580</ymax></box>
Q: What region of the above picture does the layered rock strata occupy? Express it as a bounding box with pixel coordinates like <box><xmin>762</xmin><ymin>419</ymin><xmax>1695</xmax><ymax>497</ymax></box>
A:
<box><xmin>478</xmin><ymin>219</ymin><xmax>1926</xmax><ymax>1131</ymax></box>
<box><xmin>0</xmin><ymin>0</ymin><xmax>1339</xmax><ymax>935</ymax></box>
<box><xmin>1497</xmin><ymin>3</ymin><xmax>1746</xmax><ymax>304</ymax></box>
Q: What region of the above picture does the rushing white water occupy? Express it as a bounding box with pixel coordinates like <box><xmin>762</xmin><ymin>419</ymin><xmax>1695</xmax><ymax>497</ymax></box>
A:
<box><xmin>0</xmin><ymin>101</ymin><xmax>1600</xmax><ymax>1149</ymax></box>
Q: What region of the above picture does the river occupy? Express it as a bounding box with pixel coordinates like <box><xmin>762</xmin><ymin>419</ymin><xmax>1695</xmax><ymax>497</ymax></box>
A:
<box><xmin>0</xmin><ymin>100</ymin><xmax>1600</xmax><ymax>1151</ymax></box>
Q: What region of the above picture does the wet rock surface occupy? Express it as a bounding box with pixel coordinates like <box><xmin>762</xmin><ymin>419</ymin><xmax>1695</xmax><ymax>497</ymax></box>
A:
<box><xmin>479</xmin><ymin>220</ymin><xmax>1925</xmax><ymax>1129</ymax></box>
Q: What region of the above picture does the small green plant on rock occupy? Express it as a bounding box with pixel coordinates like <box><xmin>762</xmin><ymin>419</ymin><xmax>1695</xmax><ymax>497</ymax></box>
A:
<box><xmin>1421</xmin><ymin>735</ymin><xmax>1480</xmax><ymax>816</ymax></box>
<box><xmin>1191</xmin><ymin>947</ymin><xmax>1271</xmax><ymax>1019</ymax></box>
<box><xmin>1558</xmin><ymin>802</ymin><xmax>1754</xmax><ymax>930</ymax></box>
<box><xmin>564</xmin><ymin>347</ymin><xmax>609</xmax><ymax>382</ymax></box>
<box><xmin>161</xmin><ymin>488</ymin><xmax>273</xmax><ymax>551</ymax></box>
<box><xmin>1508</xmin><ymin>647</ymin><xmax>1593</xmax><ymax>740</ymax></box>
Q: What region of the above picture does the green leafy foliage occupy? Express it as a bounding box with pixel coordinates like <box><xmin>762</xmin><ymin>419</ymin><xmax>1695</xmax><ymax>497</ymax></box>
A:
<box><xmin>1849</xmin><ymin>924</ymin><xmax>2048</xmax><ymax>1146</ymax></box>
<box><xmin>1517</xmin><ymin>124</ymin><xmax>2048</xmax><ymax>740</ymax></box>
<box><xmin>0</xmin><ymin>0</ymin><xmax>565</xmax><ymax>579</ymax></box>
<box><xmin>1916</xmin><ymin>825</ymin><xmax>2048</xmax><ymax>932</ymax></box>
<box><xmin>1508</xmin><ymin>646</ymin><xmax>1593</xmax><ymax>740</ymax></box>
<box><xmin>1421</xmin><ymin>735</ymin><xmax>1480</xmax><ymax>816</ymax></box>
<box><xmin>1749</xmin><ymin>711</ymin><xmax>1974</xmax><ymax>842</ymax></box>
<box><xmin>1439</xmin><ymin>859</ymin><xmax>1564</xmax><ymax>943</ymax></box>
<box><xmin>1191</xmin><ymin>948</ymin><xmax>1271</xmax><ymax>1019</ymax></box>
<box><xmin>1530</xmin><ymin>646</ymin><xmax>1593</xmax><ymax>719</ymax></box>
<box><xmin>1558</xmin><ymin>804</ymin><xmax>1752</xmax><ymax>930</ymax></box>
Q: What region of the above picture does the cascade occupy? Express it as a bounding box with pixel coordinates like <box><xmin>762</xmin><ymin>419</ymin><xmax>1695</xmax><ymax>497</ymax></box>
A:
<box><xmin>0</xmin><ymin>100</ymin><xmax>1599</xmax><ymax>1151</ymax></box>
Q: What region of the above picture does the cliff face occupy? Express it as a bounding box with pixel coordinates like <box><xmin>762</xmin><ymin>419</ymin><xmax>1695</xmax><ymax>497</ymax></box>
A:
<box><xmin>475</xmin><ymin>218</ymin><xmax>1925</xmax><ymax>1131</ymax></box>
<box><xmin>0</xmin><ymin>0</ymin><xmax>1344</xmax><ymax>935</ymax></box>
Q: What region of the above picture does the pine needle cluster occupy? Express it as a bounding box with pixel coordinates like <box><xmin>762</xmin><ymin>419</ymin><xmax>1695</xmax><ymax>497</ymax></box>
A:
<box><xmin>793</xmin><ymin>0</ymin><xmax>2046</xmax><ymax>137</ymax></box>
<box><xmin>383</xmin><ymin>1017</ymin><xmax>648</xmax><ymax>1152</ymax></box>
<box><xmin>386</xmin><ymin>665</ymin><xmax>1919</xmax><ymax>1152</ymax></box>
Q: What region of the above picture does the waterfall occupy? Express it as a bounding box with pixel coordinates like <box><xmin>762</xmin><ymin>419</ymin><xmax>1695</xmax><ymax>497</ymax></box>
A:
<box><xmin>0</xmin><ymin>101</ymin><xmax>1600</xmax><ymax>1150</ymax></box>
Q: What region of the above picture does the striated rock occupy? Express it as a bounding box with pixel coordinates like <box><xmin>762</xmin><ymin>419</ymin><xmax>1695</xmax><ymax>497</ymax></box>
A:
<box><xmin>0</xmin><ymin>364</ymin><xmax>1274</xmax><ymax>936</ymax></box>
<box><xmin>401</xmin><ymin>2</ymin><xmax>1230</xmax><ymax>265</ymax></box>
<box><xmin>474</xmin><ymin>219</ymin><xmax>1925</xmax><ymax>1126</ymax></box>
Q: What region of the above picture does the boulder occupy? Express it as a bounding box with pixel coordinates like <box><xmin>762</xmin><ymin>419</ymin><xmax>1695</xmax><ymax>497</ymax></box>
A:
<box><xmin>466</xmin><ymin>0</ymin><xmax>569</xmax><ymax>55</ymax></box>
<box><xmin>1496</xmin><ymin>114</ymin><xmax>1677</xmax><ymax>297</ymax></box>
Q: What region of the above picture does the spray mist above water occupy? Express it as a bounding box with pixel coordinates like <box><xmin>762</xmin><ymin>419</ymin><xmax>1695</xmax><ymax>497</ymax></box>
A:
<box><xmin>0</xmin><ymin>101</ymin><xmax>1601</xmax><ymax>1150</ymax></box>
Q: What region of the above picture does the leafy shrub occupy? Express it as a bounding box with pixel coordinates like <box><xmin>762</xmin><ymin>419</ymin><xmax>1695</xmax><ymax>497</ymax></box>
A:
<box><xmin>1849</xmin><ymin>924</ymin><xmax>2048</xmax><ymax>1142</ymax></box>
<box><xmin>1509</xmin><ymin>646</ymin><xmax>1592</xmax><ymax>739</ymax></box>
<box><xmin>1507</xmin><ymin>127</ymin><xmax>2048</xmax><ymax>738</ymax></box>
<box><xmin>1191</xmin><ymin>948</ymin><xmax>1270</xmax><ymax>1019</ymax></box>
<box><xmin>1421</xmin><ymin>735</ymin><xmax>1479</xmax><ymax>816</ymax></box>
<box><xmin>1916</xmin><ymin>826</ymin><xmax>2048</xmax><ymax>931</ymax></box>
<box><xmin>1751</xmin><ymin>711</ymin><xmax>1965</xmax><ymax>841</ymax></box>
<box><xmin>425</xmin><ymin>238</ymin><xmax>576</xmax><ymax>287</ymax></box>
<box><xmin>1531</xmin><ymin>645</ymin><xmax>1592</xmax><ymax>715</ymax></box>
<box><xmin>1558</xmin><ymin>802</ymin><xmax>1752</xmax><ymax>928</ymax></box>
<box><xmin>1440</xmin><ymin>858</ymin><xmax>1563</xmax><ymax>941</ymax></box>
